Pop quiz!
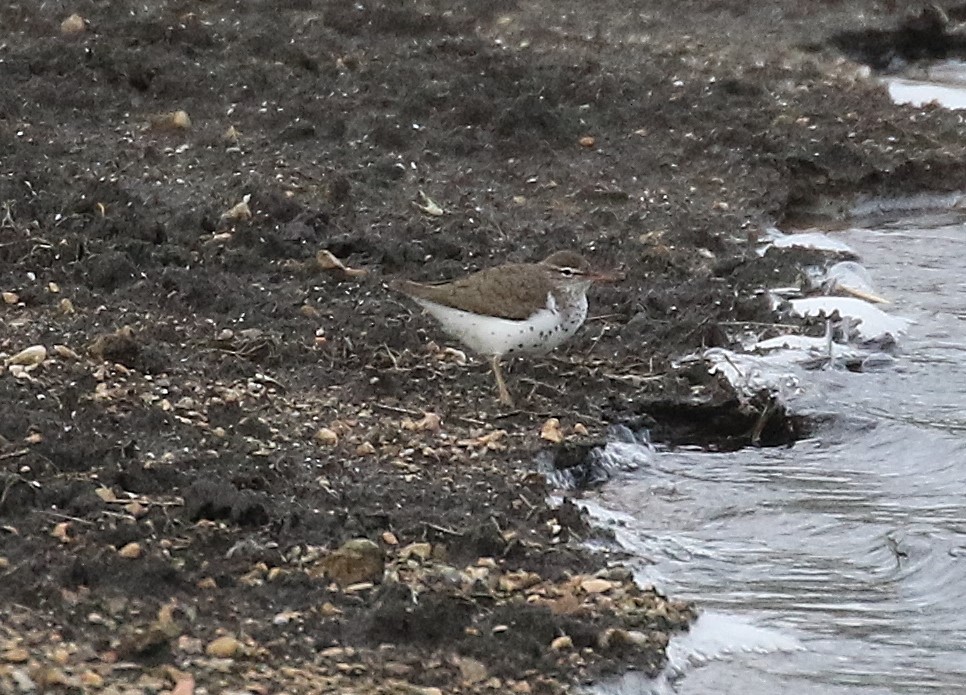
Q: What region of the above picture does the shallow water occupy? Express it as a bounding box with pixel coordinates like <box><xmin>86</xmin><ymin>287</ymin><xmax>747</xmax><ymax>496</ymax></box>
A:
<box><xmin>590</xmin><ymin>215</ymin><xmax>966</xmax><ymax>694</ymax></box>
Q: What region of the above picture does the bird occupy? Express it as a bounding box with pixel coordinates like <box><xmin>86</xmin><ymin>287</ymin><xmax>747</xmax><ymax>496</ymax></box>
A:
<box><xmin>391</xmin><ymin>250</ymin><xmax>616</xmax><ymax>405</ymax></box>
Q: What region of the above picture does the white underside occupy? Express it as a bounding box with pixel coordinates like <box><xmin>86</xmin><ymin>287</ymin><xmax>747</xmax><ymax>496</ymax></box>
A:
<box><xmin>414</xmin><ymin>292</ymin><xmax>587</xmax><ymax>357</ymax></box>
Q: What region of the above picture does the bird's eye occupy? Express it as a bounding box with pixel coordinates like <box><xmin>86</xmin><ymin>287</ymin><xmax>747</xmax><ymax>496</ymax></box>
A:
<box><xmin>559</xmin><ymin>267</ymin><xmax>575</xmax><ymax>277</ymax></box>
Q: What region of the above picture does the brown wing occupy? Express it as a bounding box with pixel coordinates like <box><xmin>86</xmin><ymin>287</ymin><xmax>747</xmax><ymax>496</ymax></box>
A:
<box><xmin>392</xmin><ymin>263</ymin><xmax>553</xmax><ymax>320</ymax></box>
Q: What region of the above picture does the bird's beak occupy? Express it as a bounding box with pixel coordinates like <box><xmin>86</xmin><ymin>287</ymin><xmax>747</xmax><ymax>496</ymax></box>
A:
<box><xmin>589</xmin><ymin>268</ymin><xmax>624</xmax><ymax>283</ymax></box>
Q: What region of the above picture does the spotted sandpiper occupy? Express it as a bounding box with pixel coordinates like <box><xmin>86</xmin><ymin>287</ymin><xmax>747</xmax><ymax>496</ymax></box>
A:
<box><xmin>391</xmin><ymin>250</ymin><xmax>615</xmax><ymax>405</ymax></box>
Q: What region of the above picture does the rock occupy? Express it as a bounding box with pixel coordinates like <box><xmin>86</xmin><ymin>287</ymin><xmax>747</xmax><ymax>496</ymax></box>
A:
<box><xmin>316</xmin><ymin>250</ymin><xmax>367</xmax><ymax>278</ymax></box>
<box><xmin>300</xmin><ymin>303</ymin><xmax>321</xmax><ymax>319</ymax></box>
<box><xmin>9</xmin><ymin>668</ymin><xmax>35</xmax><ymax>691</ymax></box>
<box><xmin>7</xmin><ymin>345</ymin><xmax>46</xmax><ymax>367</ymax></box>
<box><xmin>80</xmin><ymin>670</ymin><xmax>104</xmax><ymax>688</ymax></box>
<box><xmin>2</xmin><ymin>647</ymin><xmax>29</xmax><ymax>663</ymax></box>
<box><xmin>321</xmin><ymin>538</ymin><xmax>384</xmax><ymax>586</ymax></box>
<box><xmin>599</xmin><ymin>627</ymin><xmax>649</xmax><ymax>651</ymax></box>
<box><xmin>355</xmin><ymin>441</ymin><xmax>377</xmax><ymax>456</ymax></box>
<box><xmin>272</xmin><ymin>610</ymin><xmax>301</xmax><ymax>625</ymax></box>
<box><xmin>50</xmin><ymin>522</ymin><xmax>71</xmax><ymax>543</ymax></box>
<box><xmin>220</xmin><ymin>195</ymin><xmax>252</xmax><ymax>224</ymax></box>
<box><xmin>125</xmin><ymin>501</ymin><xmax>148</xmax><ymax>519</ymax></box>
<box><xmin>170</xmin><ymin>675</ymin><xmax>195</xmax><ymax>695</ymax></box>
<box><xmin>319</xmin><ymin>602</ymin><xmax>341</xmax><ymax>617</ymax></box>
<box><xmin>60</xmin><ymin>13</ymin><xmax>86</xmax><ymax>34</ymax></box>
<box><xmin>580</xmin><ymin>577</ymin><xmax>614</xmax><ymax>594</ymax></box>
<box><xmin>118</xmin><ymin>542</ymin><xmax>142</xmax><ymax>559</ymax></box>
<box><xmin>95</xmin><ymin>487</ymin><xmax>117</xmax><ymax>502</ymax></box>
<box><xmin>52</xmin><ymin>344</ymin><xmax>81</xmax><ymax>360</ymax></box>
<box><xmin>550</xmin><ymin>635</ymin><xmax>573</xmax><ymax>651</ymax></box>
<box><xmin>599</xmin><ymin>566</ymin><xmax>634</xmax><ymax>583</ymax></box>
<box><xmin>344</xmin><ymin>581</ymin><xmax>374</xmax><ymax>593</ymax></box>
<box><xmin>402</xmin><ymin>412</ymin><xmax>441</xmax><ymax>432</ymax></box>
<box><xmin>88</xmin><ymin>326</ymin><xmax>139</xmax><ymax>366</ymax></box>
<box><xmin>455</xmin><ymin>656</ymin><xmax>488</xmax><ymax>684</ymax></box>
<box><xmin>314</xmin><ymin>428</ymin><xmax>339</xmax><ymax>446</ymax></box>
<box><xmin>498</xmin><ymin>570</ymin><xmax>542</xmax><ymax>593</ymax></box>
<box><xmin>540</xmin><ymin>418</ymin><xmax>564</xmax><ymax>443</ymax></box>
<box><xmin>319</xmin><ymin>646</ymin><xmax>354</xmax><ymax>659</ymax></box>
<box><xmin>149</xmin><ymin>110</ymin><xmax>192</xmax><ymax>132</ymax></box>
<box><xmin>399</xmin><ymin>542</ymin><xmax>433</xmax><ymax>561</ymax></box>
<box><xmin>176</xmin><ymin>636</ymin><xmax>204</xmax><ymax>655</ymax></box>
<box><xmin>205</xmin><ymin>635</ymin><xmax>243</xmax><ymax>658</ymax></box>
<box><xmin>31</xmin><ymin>666</ymin><xmax>69</xmax><ymax>689</ymax></box>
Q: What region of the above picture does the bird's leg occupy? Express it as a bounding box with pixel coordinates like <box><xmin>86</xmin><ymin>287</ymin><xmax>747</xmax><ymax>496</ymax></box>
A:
<box><xmin>490</xmin><ymin>354</ymin><xmax>514</xmax><ymax>406</ymax></box>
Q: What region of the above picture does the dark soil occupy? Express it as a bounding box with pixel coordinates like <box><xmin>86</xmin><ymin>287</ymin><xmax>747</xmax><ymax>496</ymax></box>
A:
<box><xmin>4</xmin><ymin>1</ymin><xmax>966</xmax><ymax>692</ymax></box>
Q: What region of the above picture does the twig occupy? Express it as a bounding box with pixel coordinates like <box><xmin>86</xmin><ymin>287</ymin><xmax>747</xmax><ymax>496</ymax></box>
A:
<box><xmin>424</xmin><ymin>522</ymin><xmax>462</xmax><ymax>536</ymax></box>
<box><xmin>33</xmin><ymin>510</ymin><xmax>96</xmax><ymax>525</ymax></box>
<box><xmin>0</xmin><ymin>448</ymin><xmax>30</xmax><ymax>461</ymax></box>
<box><xmin>103</xmin><ymin>496</ymin><xmax>183</xmax><ymax>508</ymax></box>
<box><xmin>604</xmin><ymin>372</ymin><xmax>663</xmax><ymax>387</ymax></box>
<box><xmin>381</xmin><ymin>345</ymin><xmax>400</xmax><ymax>369</ymax></box>
<box><xmin>750</xmin><ymin>398</ymin><xmax>774</xmax><ymax>446</ymax></box>
<box><xmin>374</xmin><ymin>403</ymin><xmax>422</xmax><ymax>417</ymax></box>
<box><xmin>583</xmin><ymin>324</ymin><xmax>608</xmax><ymax>357</ymax></box>
<box><xmin>718</xmin><ymin>321</ymin><xmax>802</xmax><ymax>329</ymax></box>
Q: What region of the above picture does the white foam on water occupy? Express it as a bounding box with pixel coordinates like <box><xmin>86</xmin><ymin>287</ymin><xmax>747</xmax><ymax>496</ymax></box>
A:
<box><xmin>789</xmin><ymin>296</ymin><xmax>912</xmax><ymax>342</ymax></box>
<box><xmin>758</xmin><ymin>228</ymin><xmax>856</xmax><ymax>255</ymax></box>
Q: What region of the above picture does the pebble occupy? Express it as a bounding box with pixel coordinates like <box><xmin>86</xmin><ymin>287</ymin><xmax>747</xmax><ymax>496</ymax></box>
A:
<box><xmin>60</xmin><ymin>13</ymin><xmax>86</xmax><ymax>34</ymax></box>
<box><xmin>118</xmin><ymin>542</ymin><xmax>142</xmax><ymax>559</ymax></box>
<box><xmin>205</xmin><ymin>635</ymin><xmax>243</xmax><ymax>658</ymax></box>
<box><xmin>321</xmin><ymin>539</ymin><xmax>384</xmax><ymax>586</ymax></box>
<box><xmin>52</xmin><ymin>345</ymin><xmax>81</xmax><ymax>360</ymax></box>
<box><xmin>580</xmin><ymin>577</ymin><xmax>614</xmax><ymax>594</ymax></box>
<box><xmin>80</xmin><ymin>670</ymin><xmax>104</xmax><ymax>687</ymax></box>
<box><xmin>2</xmin><ymin>648</ymin><xmax>29</xmax><ymax>663</ymax></box>
<box><xmin>355</xmin><ymin>441</ymin><xmax>377</xmax><ymax>456</ymax></box>
<box><xmin>150</xmin><ymin>110</ymin><xmax>192</xmax><ymax>131</ymax></box>
<box><xmin>9</xmin><ymin>668</ymin><xmax>34</xmax><ymax>691</ymax></box>
<box><xmin>7</xmin><ymin>345</ymin><xmax>46</xmax><ymax>367</ymax></box>
<box><xmin>400</xmin><ymin>542</ymin><xmax>432</xmax><ymax>561</ymax></box>
<box><xmin>314</xmin><ymin>428</ymin><xmax>339</xmax><ymax>446</ymax></box>
<box><xmin>550</xmin><ymin>635</ymin><xmax>573</xmax><ymax>651</ymax></box>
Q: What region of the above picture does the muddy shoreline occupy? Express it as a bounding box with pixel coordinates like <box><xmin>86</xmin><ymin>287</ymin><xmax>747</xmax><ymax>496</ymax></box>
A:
<box><xmin>3</xmin><ymin>1</ymin><xmax>966</xmax><ymax>692</ymax></box>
